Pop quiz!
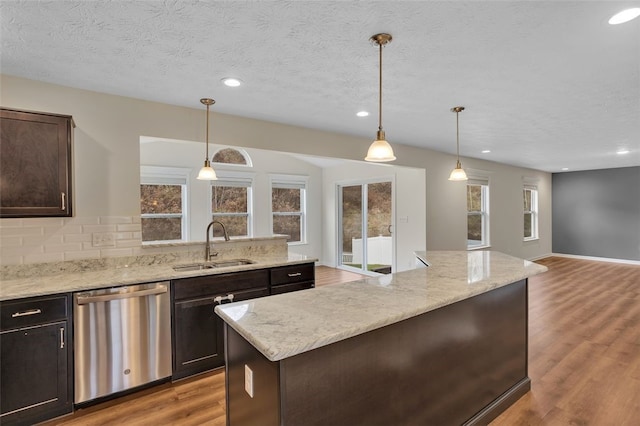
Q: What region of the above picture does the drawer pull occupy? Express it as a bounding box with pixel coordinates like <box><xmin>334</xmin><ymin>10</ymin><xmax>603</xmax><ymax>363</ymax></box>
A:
<box><xmin>213</xmin><ymin>294</ymin><xmax>235</xmax><ymax>305</ymax></box>
<box><xmin>60</xmin><ymin>327</ymin><xmax>65</xmax><ymax>349</ymax></box>
<box><xmin>287</xmin><ymin>272</ymin><xmax>302</xmax><ymax>277</ymax></box>
<box><xmin>61</xmin><ymin>192</ymin><xmax>66</xmax><ymax>211</ymax></box>
<box><xmin>11</xmin><ymin>308</ymin><xmax>42</xmax><ymax>318</ymax></box>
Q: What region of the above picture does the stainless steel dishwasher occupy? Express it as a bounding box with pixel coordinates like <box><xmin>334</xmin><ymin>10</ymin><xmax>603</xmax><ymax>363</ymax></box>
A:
<box><xmin>73</xmin><ymin>282</ymin><xmax>172</xmax><ymax>404</ymax></box>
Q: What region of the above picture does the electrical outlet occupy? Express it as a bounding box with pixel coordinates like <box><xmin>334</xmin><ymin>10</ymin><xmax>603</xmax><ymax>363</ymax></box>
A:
<box><xmin>92</xmin><ymin>232</ymin><xmax>115</xmax><ymax>247</ymax></box>
<box><xmin>244</xmin><ymin>364</ymin><xmax>254</xmax><ymax>398</ymax></box>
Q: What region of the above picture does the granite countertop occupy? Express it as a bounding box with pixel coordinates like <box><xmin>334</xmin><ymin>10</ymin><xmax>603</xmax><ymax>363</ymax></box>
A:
<box><xmin>0</xmin><ymin>253</ymin><xmax>316</xmax><ymax>301</ymax></box>
<box><xmin>215</xmin><ymin>250</ymin><xmax>548</xmax><ymax>362</ymax></box>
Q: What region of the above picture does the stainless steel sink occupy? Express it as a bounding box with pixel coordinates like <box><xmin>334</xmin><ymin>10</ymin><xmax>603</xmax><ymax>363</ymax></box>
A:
<box><xmin>211</xmin><ymin>259</ymin><xmax>255</xmax><ymax>268</ymax></box>
<box><xmin>172</xmin><ymin>259</ymin><xmax>254</xmax><ymax>271</ymax></box>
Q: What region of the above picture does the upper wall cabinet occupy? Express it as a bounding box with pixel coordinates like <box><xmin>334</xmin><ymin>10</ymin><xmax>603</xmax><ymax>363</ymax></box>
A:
<box><xmin>0</xmin><ymin>108</ymin><xmax>74</xmax><ymax>218</ymax></box>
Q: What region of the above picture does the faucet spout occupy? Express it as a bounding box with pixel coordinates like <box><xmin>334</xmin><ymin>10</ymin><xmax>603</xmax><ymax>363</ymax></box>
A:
<box><xmin>205</xmin><ymin>220</ymin><xmax>230</xmax><ymax>261</ymax></box>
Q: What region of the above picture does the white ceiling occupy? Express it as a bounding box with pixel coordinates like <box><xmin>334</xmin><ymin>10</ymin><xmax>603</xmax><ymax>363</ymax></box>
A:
<box><xmin>1</xmin><ymin>0</ymin><xmax>639</xmax><ymax>173</ymax></box>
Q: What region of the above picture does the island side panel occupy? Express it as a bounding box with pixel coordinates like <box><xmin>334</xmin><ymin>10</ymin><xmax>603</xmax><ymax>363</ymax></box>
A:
<box><xmin>225</xmin><ymin>324</ymin><xmax>280</xmax><ymax>426</ymax></box>
<box><xmin>279</xmin><ymin>279</ymin><xmax>529</xmax><ymax>425</ymax></box>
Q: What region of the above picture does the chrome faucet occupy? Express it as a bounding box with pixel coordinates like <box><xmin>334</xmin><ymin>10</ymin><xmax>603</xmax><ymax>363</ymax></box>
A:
<box><xmin>205</xmin><ymin>220</ymin><xmax>230</xmax><ymax>261</ymax></box>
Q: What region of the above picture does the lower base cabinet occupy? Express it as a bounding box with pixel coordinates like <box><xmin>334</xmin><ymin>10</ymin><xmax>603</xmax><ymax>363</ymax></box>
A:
<box><xmin>0</xmin><ymin>295</ymin><xmax>72</xmax><ymax>425</ymax></box>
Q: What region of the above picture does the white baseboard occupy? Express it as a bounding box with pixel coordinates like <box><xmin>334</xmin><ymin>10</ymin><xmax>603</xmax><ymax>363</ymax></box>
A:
<box><xmin>528</xmin><ymin>253</ymin><xmax>553</xmax><ymax>261</ymax></box>
<box><xmin>551</xmin><ymin>253</ymin><xmax>640</xmax><ymax>266</ymax></box>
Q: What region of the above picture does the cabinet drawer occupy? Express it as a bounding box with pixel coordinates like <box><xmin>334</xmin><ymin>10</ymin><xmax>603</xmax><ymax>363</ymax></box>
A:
<box><xmin>270</xmin><ymin>281</ymin><xmax>314</xmax><ymax>295</ymax></box>
<box><xmin>270</xmin><ymin>263</ymin><xmax>315</xmax><ymax>286</ymax></box>
<box><xmin>174</xmin><ymin>269</ymin><xmax>270</xmax><ymax>300</ymax></box>
<box><xmin>0</xmin><ymin>295</ymin><xmax>68</xmax><ymax>331</ymax></box>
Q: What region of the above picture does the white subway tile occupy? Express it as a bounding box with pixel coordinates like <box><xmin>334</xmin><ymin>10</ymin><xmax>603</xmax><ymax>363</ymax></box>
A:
<box><xmin>113</xmin><ymin>232</ymin><xmax>133</xmax><ymax>240</ymax></box>
<box><xmin>64</xmin><ymin>234</ymin><xmax>92</xmax><ymax>243</ymax></box>
<box><xmin>116</xmin><ymin>224</ymin><xmax>141</xmax><ymax>232</ymax></box>
<box><xmin>25</xmin><ymin>235</ymin><xmax>63</xmax><ymax>246</ymax></box>
<box><xmin>67</xmin><ymin>217</ymin><xmax>100</xmax><ymax>226</ymax></box>
<box><xmin>64</xmin><ymin>250</ymin><xmax>101</xmax><ymax>261</ymax></box>
<box><xmin>0</xmin><ymin>236</ymin><xmax>23</xmax><ymax>247</ymax></box>
<box><xmin>100</xmin><ymin>216</ymin><xmax>133</xmax><ymax>225</ymax></box>
<box><xmin>100</xmin><ymin>248</ymin><xmax>133</xmax><ymax>257</ymax></box>
<box><xmin>116</xmin><ymin>239</ymin><xmax>142</xmax><ymax>248</ymax></box>
<box><xmin>132</xmin><ymin>216</ymin><xmax>141</xmax><ymax>224</ymax></box>
<box><xmin>83</xmin><ymin>224</ymin><xmax>117</xmax><ymax>234</ymax></box>
<box><xmin>22</xmin><ymin>218</ymin><xmax>64</xmax><ymax>227</ymax></box>
<box><xmin>2</xmin><ymin>245</ymin><xmax>41</xmax><ymax>256</ymax></box>
<box><xmin>24</xmin><ymin>252</ymin><xmax>64</xmax><ymax>264</ymax></box>
<box><xmin>0</xmin><ymin>255</ymin><xmax>23</xmax><ymax>265</ymax></box>
<box><xmin>0</xmin><ymin>227</ymin><xmax>43</xmax><ymax>237</ymax></box>
<box><xmin>44</xmin><ymin>243</ymin><xmax>84</xmax><ymax>253</ymax></box>
<box><xmin>60</xmin><ymin>225</ymin><xmax>84</xmax><ymax>235</ymax></box>
<box><xmin>0</xmin><ymin>219</ymin><xmax>23</xmax><ymax>228</ymax></box>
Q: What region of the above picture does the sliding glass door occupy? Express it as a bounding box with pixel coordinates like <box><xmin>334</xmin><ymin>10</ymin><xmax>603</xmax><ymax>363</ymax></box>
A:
<box><xmin>338</xmin><ymin>181</ymin><xmax>393</xmax><ymax>274</ymax></box>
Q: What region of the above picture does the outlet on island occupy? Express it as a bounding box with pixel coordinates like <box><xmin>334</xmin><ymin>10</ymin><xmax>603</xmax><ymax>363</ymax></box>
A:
<box><xmin>92</xmin><ymin>232</ymin><xmax>115</xmax><ymax>247</ymax></box>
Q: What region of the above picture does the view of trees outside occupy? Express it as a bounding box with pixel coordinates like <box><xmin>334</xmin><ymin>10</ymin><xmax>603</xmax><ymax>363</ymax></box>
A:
<box><xmin>272</xmin><ymin>187</ymin><xmax>302</xmax><ymax>242</ymax></box>
<box><xmin>524</xmin><ymin>189</ymin><xmax>533</xmax><ymax>238</ymax></box>
<box><xmin>467</xmin><ymin>184</ymin><xmax>482</xmax><ymax>242</ymax></box>
<box><xmin>341</xmin><ymin>182</ymin><xmax>392</xmax><ymax>271</ymax></box>
<box><xmin>212</xmin><ymin>148</ymin><xmax>246</xmax><ymax>165</ymax></box>
<box><xmin>212</xmin><ymin>185</ymin><xmax>248</xmax><ymax>237</ymax></box>
<box><xmin>140</xmin><ymin>184</ymin><xmax>183</xmax><ymax>242</ymax></box>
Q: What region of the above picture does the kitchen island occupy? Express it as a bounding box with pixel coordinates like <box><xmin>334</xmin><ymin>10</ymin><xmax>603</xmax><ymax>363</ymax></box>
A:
<box><xmin>215</xmin><ymin>250</ymin><xmax>547</xmax><ymax>425</ymax></box>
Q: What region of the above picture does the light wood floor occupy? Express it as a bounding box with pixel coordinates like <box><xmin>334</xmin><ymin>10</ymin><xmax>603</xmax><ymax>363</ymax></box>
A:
<box><xmin>42</xmin><ymin>259</ymin><xmax>640</xmax><ymax>425</ymax></box>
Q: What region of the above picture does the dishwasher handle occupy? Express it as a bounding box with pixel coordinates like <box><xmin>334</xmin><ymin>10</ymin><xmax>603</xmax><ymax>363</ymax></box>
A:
<box><xmin>76</xmin><ymin>284</ymin><xmax>168</xmax><ymax>305</ymax></box>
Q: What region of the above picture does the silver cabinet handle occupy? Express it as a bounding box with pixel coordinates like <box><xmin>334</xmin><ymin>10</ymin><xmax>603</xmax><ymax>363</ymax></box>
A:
<box><xmin>60</xmin><ymin>327</ymin><xmax>65</xmax><ymax>349</ymax></box>
<box><xmin>12</xmin><ymin>308</ymin><xmax>42</xmax><ymax>318</ymax></box>
<box><xmin>288</xmin><ymin>272</ymin><xmax>302</xmax><ymax>277</ymax></box>
<box><xmin>61</xmin><ymin>192</ymin><xmax>66</xmax><ymax>211</ymax></box>
<box><xmin>76</xmin><ymin>284</ymin><xmax>168</xmax><ymax>305</ymax></box>
<box><xmin>213</xmin><ymin>294</ymin><xmax>235</xmax><ymax>305</ymax></box>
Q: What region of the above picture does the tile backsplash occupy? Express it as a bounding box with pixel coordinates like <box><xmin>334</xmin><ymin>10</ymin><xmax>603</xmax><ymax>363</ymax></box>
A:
<box><xmin>0</xmin><ymin>216</ymin><xmax>143</xmax><ymax>265</ymax></box>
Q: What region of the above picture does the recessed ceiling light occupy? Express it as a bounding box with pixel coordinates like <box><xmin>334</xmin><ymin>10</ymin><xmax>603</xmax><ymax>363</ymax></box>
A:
<box><xmin>356</xmin><ymin>111</ymin><xmax>369</xmax><ymax>117</ymax></box>
<box><xmin>562</xmin><ymin>168</ymin><xmax>569</xmax><ymax>171</ymax></box>
<box><xmin>616</xmin><ymin>149</ymin><xmax>630</xmax><ymax>155</ymax></box>
<box><xmin>608</xmin><ymin>8</ymin><xmax>640</xmax><ymax>25</ymax></box>
<box><xmin>222</xmin><ymin>78</ymin><xmax>242</xmax><ymax>87</ymax></box>
<box><xmin>481</xmin><ymin>150</ymin><xmax>491</xmax><ymax>154</ymax></box>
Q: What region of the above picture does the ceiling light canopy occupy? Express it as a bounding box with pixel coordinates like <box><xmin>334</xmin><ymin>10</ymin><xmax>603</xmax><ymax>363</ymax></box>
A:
<box><xmin>365</xmin><ymin>33</ymin><xmax>396</xmax><ymax>162</ymax></box>
<box><xmin>197</xmin><ymin>98</ymin><xmax>218</xmax><ymax>180</ymax></box>
<box><xmin>608</xmin><ymin>8</ymin><xmax>640</xmax><ymax>25</ymax></box>
<box><xmin>357</xmin><ymin>111</ymin><xmax>369</xmax><ymax>117</ymax></box>
<box><xmin>616</xmin><ymin>149</ymin><xmax>630</xmax><ymax>155</ymax></box>
<box><xmin>222</xmin><ymin>77</ymin><xmax>242</xmax><ymax>87</ymax></box>
<box><xmin>448</xmin><ymin>106</ymin><xmax>468</xmax><ymax>181</ymax></box>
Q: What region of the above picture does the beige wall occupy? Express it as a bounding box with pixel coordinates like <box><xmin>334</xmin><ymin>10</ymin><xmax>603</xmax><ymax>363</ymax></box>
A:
<box><xmin>1</xmin><ymin>74</ymin><xmax>552</xmax><ymax>264</ymax></box>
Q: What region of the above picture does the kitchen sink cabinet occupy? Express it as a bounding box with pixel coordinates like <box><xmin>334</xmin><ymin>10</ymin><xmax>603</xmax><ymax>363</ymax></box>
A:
<box><xmin>0</xmin><ymin>295</ymin><xmax>72</xmax><ymax>425</ymax></box>
<box><xmin>0</xmin><ymin>108</ymin><xmax>74</xmax><ymax>218</ymax></box>
<box><xmin>171</xmin><ymin>269</ymin><xmax>270</xmax><ymax>379</ymax></box>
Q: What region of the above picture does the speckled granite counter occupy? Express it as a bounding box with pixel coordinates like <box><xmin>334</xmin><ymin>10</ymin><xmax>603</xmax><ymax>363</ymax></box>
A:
<box><xmin>216</xmin><ymin>250</ymin><xmax>547</xmax><ymax>362</ymax></box>
<box><xmin>0</xmin><ymin>253</ymin><xmax>316</xmax><ymax>301</ymax></box>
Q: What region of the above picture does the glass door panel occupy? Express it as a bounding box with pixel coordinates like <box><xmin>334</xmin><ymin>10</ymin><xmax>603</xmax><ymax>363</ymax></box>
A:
<box><xmin>367</xmin><ymin>182</ymin><xmax>392</xmax><ymax>273</ymax></box>
<box><xmin>340</xmin><ymin>185</ymin><xmax>362</xmax><ymax>270</ymax></box>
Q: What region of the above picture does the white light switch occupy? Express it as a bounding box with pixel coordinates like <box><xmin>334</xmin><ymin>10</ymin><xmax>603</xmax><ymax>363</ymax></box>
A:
<box><xmin>92</xmin><ymin>232</ymin><xmax>115</xmax><ymax>247</ymax></box>
<box><xmin>244</xmin><ymin>364</ymin><xmax>254</xmax><ymax>398</ymax></box>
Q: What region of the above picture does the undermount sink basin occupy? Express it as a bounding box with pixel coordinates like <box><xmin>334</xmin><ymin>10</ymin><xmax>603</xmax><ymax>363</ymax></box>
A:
<box><xmin>172</xmin><ymin>259</ymin><xmax>255</xmax><ymax>271</ymax></box>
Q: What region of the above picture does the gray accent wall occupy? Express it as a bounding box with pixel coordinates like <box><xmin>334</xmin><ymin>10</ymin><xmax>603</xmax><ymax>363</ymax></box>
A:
<box><xmin>552</xmin><ymin>167</ymin><xmax>640</xmax><ymax>261</ymax></box>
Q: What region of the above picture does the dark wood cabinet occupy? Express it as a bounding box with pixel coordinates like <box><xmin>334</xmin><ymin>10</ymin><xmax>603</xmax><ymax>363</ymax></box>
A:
<box><xmin>0</xmin><ymin>108</ymin><xmax>74</xmax><ymax>218</ymax></box>
<box><xmin>269</xmin><ymin>263</ymin><xmax>315</xmax><ymax>295</ymax></box>
<box><xmin>0</xmin><ymin>295</ymin><xmax>72</xmax><ymax>425</ymax></box>
<box><xmin>171</xmin><ymin>270</ymin><xmax>269</xmax><ymax>379</ymax></box>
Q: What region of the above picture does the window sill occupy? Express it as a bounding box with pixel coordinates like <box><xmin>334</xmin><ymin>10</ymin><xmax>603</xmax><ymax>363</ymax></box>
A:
<box><xmin>523</xmin><ymin>237</ymin><xmax>539</xmax><ymax>243</ymax></box>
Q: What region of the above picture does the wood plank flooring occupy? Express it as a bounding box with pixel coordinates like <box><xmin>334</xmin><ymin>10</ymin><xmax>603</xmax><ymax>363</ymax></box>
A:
<box><xmin>42</xmin><ymin>258</ymin><xmax>640</xmax><ymax>425</ymax></box>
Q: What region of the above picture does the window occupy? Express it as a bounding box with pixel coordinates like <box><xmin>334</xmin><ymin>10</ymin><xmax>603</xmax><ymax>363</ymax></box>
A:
<box><xmin>140</xmin><ymin>167</ymin><xmax>188</xmax><ymax>243</ymax></box>
<box><xmin>211</xmin><ymin>178</ymin><xmax>252</xmax><ymax>238</ymax></box>
<box><xmin>212</xmin><ymin>147</ymin><xmax>252</xmax><ymax>166</ymax></box>
<box><xmin>467</xmin><ymin>180</ymin><xmax>489</xmax><ymax>249</ymax></box>
<box><xmin>524</xmin><ymin>186</ymin><xmax>538</xmax><ymax>240</ymax></box>
<box><xmin>271</xmin><ymin>177</ymin><xmax>307</xmax><ymax>243</ymax></box>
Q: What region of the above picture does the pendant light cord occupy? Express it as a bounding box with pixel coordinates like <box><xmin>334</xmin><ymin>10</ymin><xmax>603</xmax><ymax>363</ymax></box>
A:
<box><xmin>378</xmin><ymin>41</ymin><xmax>383</xmax><ymax>132</ymax></box>
<box><xmin>456</xmin><ymin>110</ymin><xmax>460</xmax><ymax>161</ymax></box>
<box><xmin>205</xmin><ymin>103</ymin><xmax>210</xmax><ymax>160</ymax></box>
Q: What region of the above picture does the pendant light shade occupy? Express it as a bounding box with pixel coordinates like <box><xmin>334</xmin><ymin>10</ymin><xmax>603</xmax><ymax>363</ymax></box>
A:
<box><xmin>197</xmin><ymin>98</ymin><xmax>218</xmax><ymax>181</ymax></box>
<box><xmin>365</xmin><ymin>33</ymin><xmax>396</xmax><ymax>162</ymax></box>
<box><xmin>448</xmin><ymin>106</ymin><xmax>468</xmax><ymax>181</ymax></box>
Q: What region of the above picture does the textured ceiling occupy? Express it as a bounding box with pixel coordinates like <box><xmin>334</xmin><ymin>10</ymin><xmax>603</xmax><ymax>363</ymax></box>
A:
<box><xmin>1</xmin><ymin>0</ymin><xmax>639</xmax><ymax>172</ymax></box>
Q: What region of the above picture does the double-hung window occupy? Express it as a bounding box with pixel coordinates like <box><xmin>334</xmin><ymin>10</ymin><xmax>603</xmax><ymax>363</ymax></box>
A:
<box><xmin>211</xmin><ymin>177</ymin><xmax>253</xmax><ymax>238</ymax></box>
<box><xmin>140</xmin><ymin>167</ymin><xmax>188</xmax><ymax>243</ymax></box>
<box><xmin>467</xmin><ymin>179</ymin><xmax>489</xmax><ymax>249</ymax></box>
<box><xmin>523</xmin><ymin>185</ymin><xmax>539</xmax><ymax>240</ymax></box>
<box><xmin>271</xmin><ymin>176</ymin><xmax>307</xmax><ymax>244</ymax></box>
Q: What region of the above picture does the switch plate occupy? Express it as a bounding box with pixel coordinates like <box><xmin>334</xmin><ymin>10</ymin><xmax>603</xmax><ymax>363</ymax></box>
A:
<box><xmin>244</xmin><ymin>364</ymin><xmax>254</xmax><ymax>398</ymax></box>
<box><xmin>92</xmin><ymin>232</ymin><xmax>115</xmax><ymax>247</ymax></box>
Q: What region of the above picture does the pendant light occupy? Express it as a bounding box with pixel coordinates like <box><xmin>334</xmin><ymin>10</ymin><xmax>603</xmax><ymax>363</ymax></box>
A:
<box><xmin>197</xmin><ymin>98</ymin><xmax>218</xmax><ymax>180</ymax></box>
<box><xmin>448</xmin><ymin>106</ymin><xmax>468</xmax><ymax>181</ymax></box>
<box><xmin>365</xmin><ymin>33</ymin><xmax>396</xmax><ymax>162</ymax></box>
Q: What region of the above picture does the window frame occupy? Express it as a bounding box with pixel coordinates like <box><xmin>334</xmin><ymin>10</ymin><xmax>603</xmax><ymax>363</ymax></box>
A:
<box><xmin>523</xmin><ymin>185</ymin><xmax>539</xmax><ymax>241</ymax></box>
<box><xmin>270</xmin><ymin>174</ymin><xmax>308</xmax><ymax>245</ymax></box>
<box><xmin>209</xmin><ymin>172</ymin><xmax>255</xmax><ymax>238</ymax></box>
<box><xmin>140</xmin><ymin>166</ymin><xmax>190</xmax><ymax>244</ymax></box>
<box><xmin>467</xmin><ymin>179</ymin><xmax>490</xmax><ymax>250</ymax></box>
